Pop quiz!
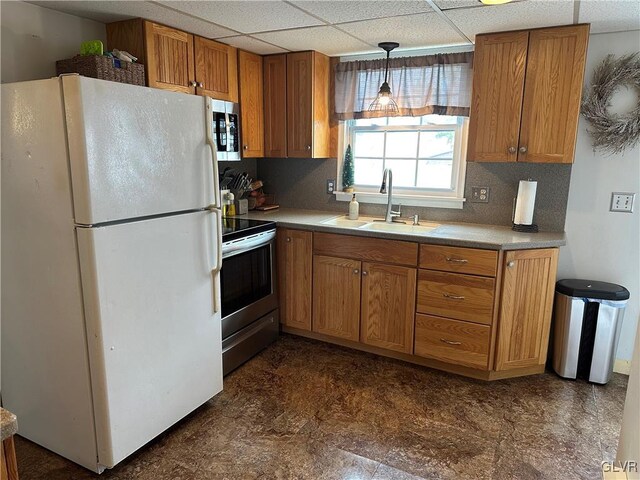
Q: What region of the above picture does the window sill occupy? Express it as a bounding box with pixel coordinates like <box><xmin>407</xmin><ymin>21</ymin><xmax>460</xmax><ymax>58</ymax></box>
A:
<box><xmin>334</xmin><ymin>191</ymin><xmax>465</xmax><ymax>209</ymax></box>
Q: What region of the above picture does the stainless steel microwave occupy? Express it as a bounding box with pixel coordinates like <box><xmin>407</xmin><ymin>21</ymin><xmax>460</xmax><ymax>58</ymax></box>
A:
<box><xmin>210</xmin><ymin>99</ymin><xmax>240</xmax><ymax>161</ymax></box>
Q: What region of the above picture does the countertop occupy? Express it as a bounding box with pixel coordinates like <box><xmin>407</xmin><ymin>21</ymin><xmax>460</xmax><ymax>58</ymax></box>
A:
<box><xmin>238</xmin><ymin>208</ymin><xmax>566</xmax><ymax>250</ymax></box>
<box><xmin>1</xmin><ymin>408</ymin><xmax>18</xmax><ymax>441</ymax></box>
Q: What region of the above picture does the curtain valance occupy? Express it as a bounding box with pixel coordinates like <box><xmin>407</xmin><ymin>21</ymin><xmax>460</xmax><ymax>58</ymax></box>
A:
<box><xmin>334</xmin><ymin>52</ymin><xmax>474</xmax><ymax>120</ymax></box>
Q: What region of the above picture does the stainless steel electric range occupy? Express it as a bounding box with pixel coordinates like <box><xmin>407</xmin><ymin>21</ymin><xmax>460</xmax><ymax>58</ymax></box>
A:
<box><xmin>220</xmin><ymin>218</ymin><xmax>279</xmax><ymax>375</ymax></box>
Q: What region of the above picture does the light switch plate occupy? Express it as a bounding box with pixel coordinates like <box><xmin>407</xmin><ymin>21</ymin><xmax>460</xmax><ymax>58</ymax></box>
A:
<box><xmin>471</xmin><ymin>186</ymin><xmax>490</xmax><ymax>203</ymax></box>
<box><xmin>610</xmin><ymin>192</ymin><xmax>635</xmax><ymax>212</ymax></box>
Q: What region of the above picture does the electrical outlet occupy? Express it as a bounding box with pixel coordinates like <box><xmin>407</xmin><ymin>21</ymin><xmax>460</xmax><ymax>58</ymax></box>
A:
<box><xmin>610</xmin><ymin>192</ymin><xmax>635</xmax><ymax>212</ymax></box>
<box><xmin>326</xmin><ymin>179</ymin><xmax>335</xmax><ymax>194</ymax></box>
<box><xmin>471</xmin><ymin>186</ymin><xmax>490</xmax><ymax>203</ymax></box>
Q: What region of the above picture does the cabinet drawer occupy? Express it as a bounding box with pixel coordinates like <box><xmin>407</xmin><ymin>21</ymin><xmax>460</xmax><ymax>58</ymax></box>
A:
<box><xmin>415</xmin><ymin>314</ymin><xmax>490</xmax><ymax>369</ymax></box>
<box><xmin>416</xmin><ymin>270</ymin><xmax>495</xmax><ymax>325</ymax></box>
<box><xmin>419</xmin><ymin>244</ymin><xmax>498</xmax><ymax>277</ymax></box>
<box><xmin>314</xmin><ymin>232</ymin><xmax>418</xmax><ymax>267</ymax></box>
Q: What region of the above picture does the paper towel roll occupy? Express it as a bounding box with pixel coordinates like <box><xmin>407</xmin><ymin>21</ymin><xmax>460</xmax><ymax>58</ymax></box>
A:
<box><xmin>514</xmin><ymin>180</ymin><xmax>537</xmax><ymax>225</ymax></box>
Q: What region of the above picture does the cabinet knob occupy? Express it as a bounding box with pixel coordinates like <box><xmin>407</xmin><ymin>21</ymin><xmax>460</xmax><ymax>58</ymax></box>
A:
<box><xmin>519</xmin><ymin>146</ymin><xmax>528</xmax><ymax>154</ymax></box>
<box><xmin>197</xmin><ymin>82</ymin><xmax>204</xmax><ymax>88</ymax></box>
<box><xmin>508</xmin><ymin>146</ymin><xmax>517</xmax><ymax>154</ymax></box>
<box><xmin>362</xmin><ymin>271</ymin><xmax>368</xmax><ymax>276</ymax></box>
<box><xmin>189</xmin><ymin>81</ymin><xmax>197</xmax><ymax>87</ymax></box>
<box><xmin>306</xmin><ymin>145</ymin><xmax>311</xmax><ymax>150</ymax></box>
<box><xmin>353</xmin><ymin>269</ymin><xmax>359</xmax><ymax>274</ymax></box>
<box><xmin>243</xmin><ymin>145</ymin><xmax>249</xmax><ymax>150</ymax></box>
<box><xmin>507</xmin><ymin>261</ymin><xmax>515</xmax><ymax>268</ymax></box>
<box><xmin>286</xmin><ymin>237</ymin><xmax>291</xmax><ymax>242</ymax></box>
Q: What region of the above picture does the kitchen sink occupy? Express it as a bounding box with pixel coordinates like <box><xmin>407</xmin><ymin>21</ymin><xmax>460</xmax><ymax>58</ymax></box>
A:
<box><xmin>321</xmin><ymin>217</ymin><xmax>372</xmax><ymax>228</ymax></box>
<box><xmin>358</xmin><ymin>221</ymin><xmax>440</xmax><ymax>234</ymax></box>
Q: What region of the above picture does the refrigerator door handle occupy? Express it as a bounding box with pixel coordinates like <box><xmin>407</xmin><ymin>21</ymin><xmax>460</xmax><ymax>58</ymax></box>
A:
<box><xmin>210</xmin><ymin>207</ymin><xmax>223</xmax><ymax>313</ymax></box>
<box><xmin>205</xmin><ymin>98</ymin><xmax>221</xmax><ymax>209</ymax></box>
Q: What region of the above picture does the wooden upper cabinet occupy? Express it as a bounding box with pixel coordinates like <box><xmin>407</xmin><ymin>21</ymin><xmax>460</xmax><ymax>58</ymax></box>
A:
<box><xmin>277</xmin><ymin>228</ymin><xmax>313</xmax><ymax>331</ymax></box>
<box><xmin>238</xmin><ymin>50</ymin><xmax>264</xmax><ymax>157</ymax></box>
<box><xmin>494</xmin><ymin>248</ymin><xmax>559</xmax><ymax>371</ymax></box>
<box><xmin>468</xmin><ymin>24</ymin><xmax>589</xmax><ymax>164</ymax></box>
<box><xmin>361</xmin><ymin>262</ymin><xmax>416</xmax><ymax>354</ymax></box>
<box><xmin>518</xmin><ymin>25</ymin><xmax>589</xmax><ymax>163</ymax></box>
<box><xmin>263</xmin><ymin>54</ymin><xmax>287</xmax><ymax>157</ymax></box>
<box><xmin>467</xmin><ymin>31</ymin><xmax>528</xmax><ymax>162</ymax></box>
<box><xmin>286</xmin><ymin>51</ymin><xmax>331</xmax><ymax>158</ymax></box>
<box><xmin>194</xmin><ymin>37</ymin><xmax>238</xmax><ymax>102</ymax></box>
<box><xmin>143</xmin><ymin>22</ymin><xmax>195</xmax><ymax>94</ymax></box>
<box><xmin>312</xmin><ymin>255</ymin><xmax>361</xmax><ymax>341</ymax></box>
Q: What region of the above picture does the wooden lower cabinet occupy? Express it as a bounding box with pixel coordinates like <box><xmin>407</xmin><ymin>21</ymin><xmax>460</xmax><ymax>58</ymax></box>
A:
<box><xmin>312</xmin><ymin>255</ymin><xmax>361</xmax><ymax>341</ymax></box>
<box><xmin>361</xmin><ymin>262</ymin><xmax>417</xmax><ymax>354</ymax></box>
<box><xmin>495</xmin><ymin>248</ymin><xmax>559</xmax><ymax>371</ymax></box>
<box><xmin>1</xmin><ymin>436</ymin><xmax>18</xmax><ymax>480</ymax></box>
<box><xmin>415</xmin><ymin>314</ymin><xmax>491</xmax><ymax>369</ymax></box>
<box><xmin>277</xmin><ymin>228</ymin><xmax>312</xmax><ymax>331</ymax></box>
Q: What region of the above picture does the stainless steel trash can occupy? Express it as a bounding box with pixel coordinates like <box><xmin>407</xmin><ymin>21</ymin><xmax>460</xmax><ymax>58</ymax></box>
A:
<box><xmin>553</xmin><ymin>279</ymin><xmax>629</xmax><ymax>384</ymax></box>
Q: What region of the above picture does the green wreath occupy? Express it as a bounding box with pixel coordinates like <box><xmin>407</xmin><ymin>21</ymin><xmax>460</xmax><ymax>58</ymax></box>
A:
<box><xmin>581</xmin><ymin>53</ymin><xmax>640</xmax><ymax>154</ymax></box>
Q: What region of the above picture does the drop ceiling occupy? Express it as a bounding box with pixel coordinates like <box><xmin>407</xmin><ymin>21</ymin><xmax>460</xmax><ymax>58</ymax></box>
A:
<box><xmin>27</xmin><ymin>0</ymin><xmax>640</xmax><ymax>56</ymax></box>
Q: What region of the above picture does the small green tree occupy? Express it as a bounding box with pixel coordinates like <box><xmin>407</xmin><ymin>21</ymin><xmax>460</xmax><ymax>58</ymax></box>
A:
<box><xmin>342</xmin><ymin>144</ymin><xmax>355</xmax><ymax>192</ymax></box>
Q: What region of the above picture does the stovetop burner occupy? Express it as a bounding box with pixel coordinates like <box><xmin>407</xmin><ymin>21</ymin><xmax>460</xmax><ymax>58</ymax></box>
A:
<box><xmin>221</xmin><ymin>217</ymin><xmax>276</xmax><ymax>242</ymax></box>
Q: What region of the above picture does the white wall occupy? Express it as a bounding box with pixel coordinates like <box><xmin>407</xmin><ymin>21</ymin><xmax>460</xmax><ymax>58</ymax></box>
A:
<box><xmin>1</xmin><ymin>1</ymin><xmax>106</xmax><ymax>84</ymax></box>
<box><xmin>558</xmin><ymin>30</ymin><xmax>640</xmax><ymax>364</ymax></box>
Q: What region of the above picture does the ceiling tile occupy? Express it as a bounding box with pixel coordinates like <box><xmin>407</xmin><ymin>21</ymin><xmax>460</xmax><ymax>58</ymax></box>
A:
<box><xmin>254</xmin><ymin>26</ymin><xmax>374</xmax><ymax>56</ymax></box>
<box><xmin>157</xmin><ymin>1</ymin><xmax>323</xmax><ymax>34</ymax></box>
<box><xmin>289</xmin><ymin>1</ymin><xmax>432</xmax><ymax>24</ymax></box>
<box><xmin>444</xmin><ymin>0</ymin><xmax>574</xmax><ymax>40</ymax></box>
<box><xmin>578</xmin><ymin>0</ymin><xmax>640</xmax><ymax>34</ymax></box>
<box><xmin>219</xmin><ymin>36</ymin><xmax>288</xmax><ymax>55</ymax></box>
<box><xmin>433</xmin><ymin>0</ymin><xmax>484</xmax><ymax>9</ymax></box>
<box><xmin>27</xmin><ymin>1</ymin><xmax>238</xmax><ymax>37</ymax></box>
<box><xmin>337</xmin><ymin>13</ymin><xmax>470</xmax><ymax>50</ymax></box>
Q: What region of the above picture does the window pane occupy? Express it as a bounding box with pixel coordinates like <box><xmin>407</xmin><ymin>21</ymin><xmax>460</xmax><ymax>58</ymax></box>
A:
<box><xmin>386</xmin><ymin>132</ymin><xmax>418</xmax><ymax>158</ymax></box>
<box><xmin>419</xmin><ymin>131</ymin><xmax>455</xmax><ymax>158</ymax></box>
<box><xmin>422</xmin><ymin>114</ymin><xmax>458</xmax><ymax>125</ymax></box>
<box><xmin>386</xmin><ymin>159</ymin><xmax>416</xmax><ymax>187</ymax></box>
<box><xmin>417</xmin><ymin>160</ymin><xmax>453</xmax><ymax>189</ymax></box>
<box><xmin>353</xmin><ymin>131</ymin><xmax>384</xmax><ymax>157</ymax></box>
<box><xmin>388</xmin><ymin>116</ymin><xmax>421</xmax><ymax>126</ymax></box>
<box><xmin>354</xmin><ymin>158</ymin><xmax>383</xmax><ymax>185</ymax></box>
<box><xmin>354</xmin><ymin>117</ymin><xmax>387</xmax><ymax>126</ymax></box>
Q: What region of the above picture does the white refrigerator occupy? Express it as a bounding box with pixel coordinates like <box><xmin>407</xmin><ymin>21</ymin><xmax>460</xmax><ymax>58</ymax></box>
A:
<box><xmin>1</xmin><ymin>76</ymin><xmax>223</xmax><ymax>473</ymax></box>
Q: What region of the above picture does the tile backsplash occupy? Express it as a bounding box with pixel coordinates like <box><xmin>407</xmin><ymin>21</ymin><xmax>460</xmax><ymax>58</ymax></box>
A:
<box><xmin>255</xmin><ymin>157</ymin><xmax>571</xmax><ymax>232</ymax></box>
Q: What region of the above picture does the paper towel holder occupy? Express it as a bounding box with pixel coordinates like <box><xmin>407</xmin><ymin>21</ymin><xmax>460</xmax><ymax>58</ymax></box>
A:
<box><xmin>512</xmin><ymin>179</ymin><xmax>539</xmax><ymax>233</ymax></box>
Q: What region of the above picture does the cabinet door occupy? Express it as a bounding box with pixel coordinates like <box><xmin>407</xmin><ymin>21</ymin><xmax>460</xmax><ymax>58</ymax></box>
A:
<box><xmin>144</xmin><ymin>22</ymin><xmax>195</xmax><ymax>94</ymax></box>
<box><xmin>238</xmin><ymin>50</ymin><xmax>264</xmax><ymax>158</ymax></box>
<box><xmin>312</xmin><ymin>255</ymin><xmax>361</xmax><ymax>341</ymax></box>
<box><xmin>194</xmin><ymin>37</ymin><xmax>238</xmax><ymax>102</ymax></box>
<box><xmin>361</xmin><ymin>263</ymin><xmax>416</xmax><ymax>354</ymax></box>
<box><xmin>495</xmin><ymin>248</ymin><xmax>559</xmax><ymax>371</ymax></box>
<box><xmin>264</xmin><ymin>54</ymin><xmax>287</xmax><ymax>157</ymax></box>
<box><xmin>277</xmin><ymin>229</ymin><xmax>312</xmax><ymax>331</ymax></box>
<box><xmin>518</xmin><ymin>25</ymin><xmax>589</xmax><ymax>164</ymax></box>
<box><xmin>287</xmin><ymin>52</ymin><xmax>313</xmax><ymax>157</ymax></box>
<box><xmin>467</xmin><ymin>31</ymin><xmax>529</xmax><ymax>162</ymax></box>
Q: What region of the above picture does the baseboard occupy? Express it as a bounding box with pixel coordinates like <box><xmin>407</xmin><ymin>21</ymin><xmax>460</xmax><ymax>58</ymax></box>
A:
<box><xmin>614</xmin><ymin>359</ymin><xmax>631</xmax><ymax>375</ymax></box>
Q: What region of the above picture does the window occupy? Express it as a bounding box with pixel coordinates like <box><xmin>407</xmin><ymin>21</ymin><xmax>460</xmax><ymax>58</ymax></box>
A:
<box><xmin>338</xmin><ymin>114</ymin><xmax>468</xmax><ymax>208</ymax></box>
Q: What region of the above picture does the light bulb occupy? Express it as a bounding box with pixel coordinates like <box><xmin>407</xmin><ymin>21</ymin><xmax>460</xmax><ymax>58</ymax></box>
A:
<box><xmin>378</xmin><ymin>95</ymin><xmax>391</xmax><ymax>106</ymax></box>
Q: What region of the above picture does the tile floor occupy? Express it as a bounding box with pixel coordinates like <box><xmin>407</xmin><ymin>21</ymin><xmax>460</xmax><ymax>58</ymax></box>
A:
<box><xmin>16</xmin><ymin>334</ymin><xmax>628</xmax><ymax>479</ymax></box>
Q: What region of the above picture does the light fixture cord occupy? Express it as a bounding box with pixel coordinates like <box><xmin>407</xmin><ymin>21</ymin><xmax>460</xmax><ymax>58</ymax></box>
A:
<box><xmin>384</xmin><ymin>49</ymin><xmax>390</xmax><ymax>84</ymax></box>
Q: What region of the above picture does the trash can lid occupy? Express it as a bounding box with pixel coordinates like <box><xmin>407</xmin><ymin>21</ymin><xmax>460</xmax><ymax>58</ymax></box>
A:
<box><xmin>556</xmin><ymin>279</ymin><xmax>630</xmax><ymax>301</ymax></box>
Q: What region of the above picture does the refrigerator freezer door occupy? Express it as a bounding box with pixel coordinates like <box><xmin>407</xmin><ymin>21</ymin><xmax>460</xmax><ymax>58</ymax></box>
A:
<box><xmin>63</xmin><ymin>76</ymin><xmax>215</xmax><ymax>225</ymax></box>
<box><xmin>76</xmin><ymin>211</ymin><xmax>223</xmax><ymax>468</ymax></box>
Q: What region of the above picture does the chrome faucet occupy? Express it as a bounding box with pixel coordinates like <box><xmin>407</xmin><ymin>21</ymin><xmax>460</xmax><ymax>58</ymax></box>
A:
<box><xmin>379</xmin><ymin>168</ymin><xmax>403</xmax><ymax>223</ymax></box>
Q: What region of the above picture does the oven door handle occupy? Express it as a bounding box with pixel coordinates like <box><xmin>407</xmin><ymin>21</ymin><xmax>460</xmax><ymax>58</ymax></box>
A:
<box><xmin>222</xmin><ymin>230</ymin><xmax>276</xmax><ymax>258</ymax></box>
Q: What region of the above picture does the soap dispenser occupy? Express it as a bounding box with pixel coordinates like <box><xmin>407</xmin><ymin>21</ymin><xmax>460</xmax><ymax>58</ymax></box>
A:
<box><xmin>348</xmin><ymin>194</ymin><xmax>359</xmax><ymax>220</ymax></box>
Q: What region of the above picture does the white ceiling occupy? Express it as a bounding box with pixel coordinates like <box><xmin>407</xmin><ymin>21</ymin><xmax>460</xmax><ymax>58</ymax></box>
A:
<box><xmin>28</xmin><ymin>0</ymin><xmax>640</xmax><ymax>57</ymax></box>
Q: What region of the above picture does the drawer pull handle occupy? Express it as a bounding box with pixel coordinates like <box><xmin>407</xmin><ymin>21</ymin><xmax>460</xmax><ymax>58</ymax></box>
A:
<box><xmin>445</xmin><ymin>257</ymin><xmax>468</xmax><ymax>264</ymax></box>
<box><xmin>443</xmin><ymin>293</ymin><xmax>465</xmax><ymax>300</ymax></box>
<box><xmin>440</xmin><ymin>338</ymin><xmax>462</xmax><ymax>346</ymax></box>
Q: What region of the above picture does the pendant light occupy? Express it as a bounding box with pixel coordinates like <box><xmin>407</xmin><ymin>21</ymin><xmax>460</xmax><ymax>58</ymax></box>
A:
<box><xmin>368</xmin><ymin>42</ymin><xmax>400</xmax><ymax>114</ymax></box>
